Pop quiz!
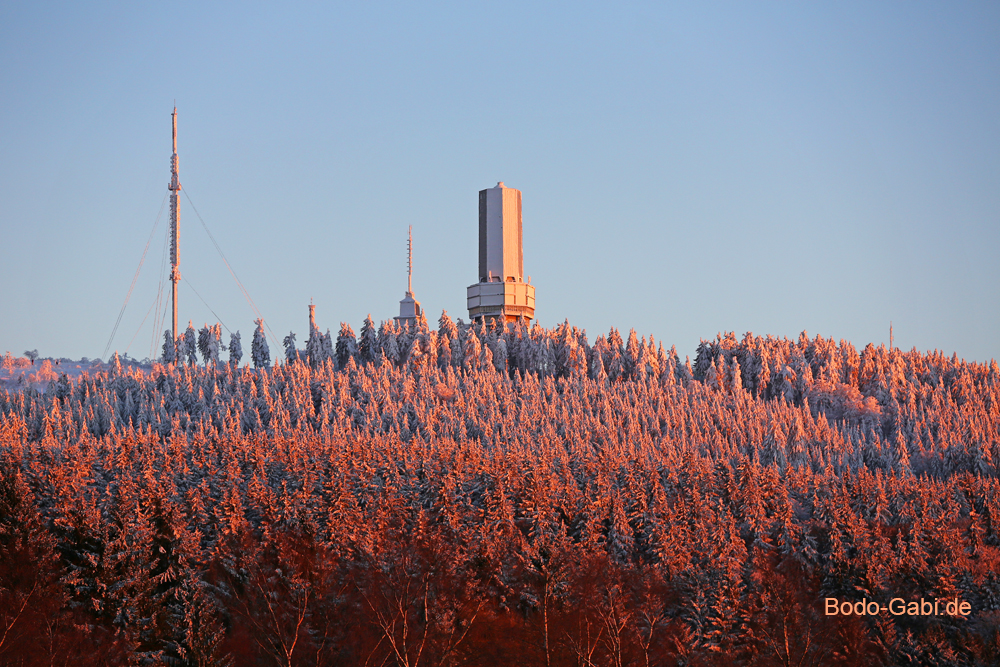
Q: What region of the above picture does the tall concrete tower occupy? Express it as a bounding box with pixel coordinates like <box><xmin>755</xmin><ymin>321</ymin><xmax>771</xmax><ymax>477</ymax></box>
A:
<box><xmin>168</xmin><ymin>107</ymin><xmax>181</xmax><ymax>342</ymax></box>
<box><xmin>395</xmin><ymin>226</ymin><xmax>423</xmax><ymax>327</ymax></box>
<box><xmin>467</xmin><ymin>182</ymin><xmax>535</xmax><ymax>323</ymax></box>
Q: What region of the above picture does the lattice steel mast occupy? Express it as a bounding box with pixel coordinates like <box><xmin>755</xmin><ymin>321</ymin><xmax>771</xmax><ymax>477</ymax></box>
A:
<box><xmin>169</xmin><ymin>107</ymin><xmax>181</xmax><ymax>343</ymax></box>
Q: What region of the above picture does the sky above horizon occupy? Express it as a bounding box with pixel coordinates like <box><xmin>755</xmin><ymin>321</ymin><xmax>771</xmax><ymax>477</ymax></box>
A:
<box><xmin>2</xmin><ymin>2</ymin><xmax>998</xmax><ymax>364</ymax></box>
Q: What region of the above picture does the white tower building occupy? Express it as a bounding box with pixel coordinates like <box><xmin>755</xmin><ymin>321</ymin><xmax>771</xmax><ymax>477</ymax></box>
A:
<box><xmin>467</xmin><ymin>182</ymin><xmax>535</xmax><ymax>323</ymax></box>
<box><xmin>395</xmin><ymin>226</ymin><xmax>423</xmax><ymax>327</ymax></box>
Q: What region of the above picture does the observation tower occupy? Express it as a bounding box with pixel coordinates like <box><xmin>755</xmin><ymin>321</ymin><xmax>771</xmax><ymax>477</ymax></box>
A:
<box><xmin>467</xmin><ymin>182</ymin><xmax>535</xmax><ymax>323</ymax></box>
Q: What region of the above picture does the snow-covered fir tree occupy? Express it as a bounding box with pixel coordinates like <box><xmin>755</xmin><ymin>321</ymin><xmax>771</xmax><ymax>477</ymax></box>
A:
<box><xmin>305</xmin><ymin>316</ymin><xmax>324</xmax><ymax>368</ymax></box>
<box><xmin>359</xmin><ymin>315</ymin><xmax>379</xmax><ymax>366</ymax></box>
<box><xmin>208</xmin><ymin>324</ymin><xmax>223</xmax><ymax>365</ymax></box>
<box><xmin>377</xmin><ymin>321</ymin><xmax>399</xmax><ymax>367</ymax></box>
<box><xmin>251</xmin><ymin>318</ymin><xmax>270</xmax><ymax>368</ymax></box>
<box><xmin>197</xmin><ymin>325</ymin><xmax>211</xmax><ymax>364</ymax></box>
<box><xmin>282</xmin><ymin>331</ymin><xmax>298</xmax><ymax>364</ymax></box>
<box><xmin>335</xmin><ymin>323</ymin><xmax>358</xmax><ymax>369</ymax></box>
<box><xmin>161</xmin><ymin>329</ymin><xmax>176</xmax><ymax>364</ymax></box>
<box><xmin>321</xmin><ymin>329</ymin><xmax>334</xmax><ymax>365</ymax></box>
<box><xmin>228</xmin><ymin>331</ymin><xmax>242</xmax><ymax>367</ymax></box>
<box><xmin>438</xmin><ymin>310</ymin><xmax>458</xmax><ymax>341</ymax></box>
<box><xmin>184</xmin><ymin>322</ymin><xmax>198</xmax><ymax>366</ymax></box>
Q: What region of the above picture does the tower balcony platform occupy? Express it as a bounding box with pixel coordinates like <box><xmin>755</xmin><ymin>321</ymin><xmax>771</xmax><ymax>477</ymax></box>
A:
<box><xmin>467</xmin><ymin>280</ymin><xmax>535</xmax><ymax>323</ymax></box>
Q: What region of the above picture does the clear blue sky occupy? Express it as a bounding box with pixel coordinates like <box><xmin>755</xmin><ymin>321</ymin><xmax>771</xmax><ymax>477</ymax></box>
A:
<box><xmin>2</xmin><ymin>2</ymin><xmax>998</xmax><ymax>363</ymax></box>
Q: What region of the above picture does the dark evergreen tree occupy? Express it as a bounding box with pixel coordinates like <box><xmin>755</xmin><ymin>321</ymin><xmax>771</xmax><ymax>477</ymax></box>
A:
<box><xmin>359</xmin><ymin>315</ymin><xmax>379</xmax><ymax>366</ymax></box>
<box><xmin>335</xmin><ymin>322</ymin><xmax>358</xmax><ymax>369</ymax></box>
<box><xmin>438</xmin><ymin>310</ymin><xmax>458</xmax><ymax>341</ymax></box>
<box><xmin>184</xmin><ymin>322</ymin><xmax>198</xmax><ymax>366</ymax></box>
<box><xmin>162</xmin><ymin>329</ymin><xmax>176</xmax><ymax>364</ymax></box>
<box><xmin>305</xmin><ymin>313</ymin><xmax>324</xmax><ymax>368</ymax></box>
<box><xmin>377</xmin><ymin>321</ymin><xmax>399</xmax><ymax>367</ymax></box>
<box><xmin>251</xmin><ymin>319</ymin><xmax>270</xmax><ymax>369</ymax></box>
<box><xmin>228</xmin><ymin>331</ymin><xmax>242</xmax><ymax>367</ymax></box>
<box><xmin>282</xmin><ymin>331</ymin><xmax>298</xmax><ymax>364</ymax></box>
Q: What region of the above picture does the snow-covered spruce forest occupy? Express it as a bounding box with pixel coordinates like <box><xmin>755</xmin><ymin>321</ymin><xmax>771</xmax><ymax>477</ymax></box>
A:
<box><xmin>1</xmin><ymin>314</ymin><xmax>999</xmax><ymax>666</ymax></box>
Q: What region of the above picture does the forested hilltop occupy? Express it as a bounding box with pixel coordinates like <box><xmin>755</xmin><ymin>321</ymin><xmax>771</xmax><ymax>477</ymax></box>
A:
<box><xmin>1</xmin><ymin>314</ymin><xmax>999</xmax><ymax>666</ymax></box>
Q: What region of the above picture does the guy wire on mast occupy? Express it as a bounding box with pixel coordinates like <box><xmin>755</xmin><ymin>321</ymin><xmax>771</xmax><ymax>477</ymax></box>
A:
<box><xmin>106</xmin><ymin>107</ymin><xmax>281</xmax><ymax>361</ymax></box>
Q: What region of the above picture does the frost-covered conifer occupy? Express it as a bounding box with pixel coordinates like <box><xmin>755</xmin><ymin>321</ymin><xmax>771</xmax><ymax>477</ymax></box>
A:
<box><xmin>474</xmin><ymin>318</ymin><xmax>488</xmax><ymax>342</ymax></box>
<box><xmin>637</xmin><ymin>337</ymin><xmax>659</xmax><ymax>379</ymax></box>
<box><xmin>679</xmin><ymin>356</ymin><xmax>695</xmax><ymax>384</ymax></box>
<box><xmin>554</xmin><ymin>321</ymin><xmax>572</xmax><ymax>376</ymax></box>
<box><xmin>207</xmin><ymin>323</ymin><xmax>224</xmax><ymax>365</ymax></box>
<box><xmin>335</xmin><ymin>323</ymin><xmax>358</xmax><ymax>369</ymax></box>
<box><xmin>198</xmin><ymin>325</ymin><xmax>211</xmax><ymax>365</ymax></box>
<box><xmin>778</xmin><ymin>365</ymin><xmax>797</xmax><ymax>403</ymax></box>
<box><xmin>463</xmin><ymin>330</ymin><xmax>482</xmax><ymax>371</ymax></box>
<box><xmin>359</xmin><ymin>315</ymin><xmax>378</xmax><ymax>365</ymax></box>
<box><xmin>704</xmin><ymin>358</ymin><xmax>721</xmax><ymax>391</ymax></box>
<box><xmin>251</xmin><ymin>319</ymin><xmax>270</xmax><ymax>368</ymax></box>
<box><xmin>479</xmin><ymin>335</ymin><xmax>493</xmax><ymax>370</ymax></box>
<box><xmin>377</xmin><ymin>322</ymin><xmax>399</xmax><ymax>367</ymax></box>
<box><xmin>608</xmin><ymin>494</ymin><xmax>635</xmax><ymax>564</ymax></box>
<box><xmin>659</xmin><ymin>349</ymin><xmax>676</xmax><ymax>387</ymax></box>
<box><xmin>566</xmin><ymin>344</ymin><xmax>587</xmax><ymax>379</ymax></box>
<box><xmin>491</xmin><ymin>337</ymin><xmax>508</xmax><ymax>374</ymax></box>
<box><xmin>590</xmin><ymin>348</ymin><xmax>607</xmax><ymax>382</ymax></box>
<box><xmin>184</xmin><ymin>322</ymin><xmax>198</xmax><ymax>365</ymax></box>
<box><xmin>229</xmin><ymin>331</ymin><xmax>242</xmax><ymax>367</ymax></box>
<box><xmin>321</xmin><ymin>329</ymin><xmax>334</xmax><ymax>365</ymax></box>
<box><xmin>423</xmin><ymin>330</ymin><xmax>439</xmax><ymax>368</ymax></box>
<box><xmin>283</xmin><ymin>332</ymin><xmax>298</xmax><ymax>364</ymax></box>
<box><xmin>162</xmin><ymin>329</ymin><xmax>176</xmax><ymax>364</ymax></box>
<box><xmin>406</xmin><ymin>334</ymin><xmax>424</xmax><ymax>369</ymax></box>
<box><xmin>590</xmin><ymin>335</ymin><xmax>606</xmax><ymax>371</ymax></box>
<box><xmin>438</xmin><ymin>310</ymin><xmax>458</xmax><ymax>341</ymax></box>
<box><xmin>728</xmin><ymin>356</ymin><xmax>743</xmax><ymax>393</ymax></box>
<box><xmin>554</xmin><ymin>321</ymin><xmax>588</xmax><ymax>379</ymax></box>
<box><xmin>605</xmin><ymin>328</ymin><xmax>624</xmax><ymax>381</ymax></box>
<box><xmin>625</xmin><ymin>329</ymin><xmax>641</xmax><ymax>379</ymax></box>
<box><xmin>437</xmin><ymin>334</ymin><xmax>452</xmax><ymax>370</ymax></box>
<box><xmin>305</xmin><ymin>314</ymin><xmax>324</xmax><ymax>368</ymax></box>
<box><xmin>536</xmin><ymin>336</ymin><xmax>556</xmax><ymax>376</ymax></box>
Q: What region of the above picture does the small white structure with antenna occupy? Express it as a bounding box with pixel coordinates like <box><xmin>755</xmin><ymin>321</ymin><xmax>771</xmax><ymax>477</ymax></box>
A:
<box><xmin>395</xmin><ymin>225</ymin><xmax>422</xmax><ymax>327</ymax></box>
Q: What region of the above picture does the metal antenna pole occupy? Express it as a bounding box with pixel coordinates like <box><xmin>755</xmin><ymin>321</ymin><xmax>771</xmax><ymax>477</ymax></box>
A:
<box><xmin>169</xmin><ymin>107</ymin><xmax>181</xmax><ymax>344</ymax></box>
<box><xmin>407</xmin><ymin>225</ymin><xmax>413</xmax><ymax>296</ymax></box>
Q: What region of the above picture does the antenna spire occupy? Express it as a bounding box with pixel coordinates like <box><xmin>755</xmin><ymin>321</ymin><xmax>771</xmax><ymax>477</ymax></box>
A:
<box><xmin>169</xmin><ymin>107</ymin><xmax>181</xmax><ymax>348</ymax></box>
<box><xmin>407</xmin><ymin>225</ymin><xmax>413</xmax><ymax>295</ymax></box>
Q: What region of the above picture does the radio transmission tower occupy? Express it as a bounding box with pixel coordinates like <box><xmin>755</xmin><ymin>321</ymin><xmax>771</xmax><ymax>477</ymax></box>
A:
<box><xmin>169</xmin><ymin>107</ymin><xmax>182</xmax><ymax>342</ymax></box>
<box><xmin>395</xmin><ymin>225</ymin><xmax>422</xmax><ymax>327</ymax></box>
